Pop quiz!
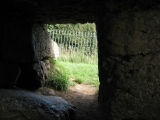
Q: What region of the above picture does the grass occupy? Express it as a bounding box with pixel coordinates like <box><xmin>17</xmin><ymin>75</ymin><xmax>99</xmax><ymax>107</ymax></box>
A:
<box><xmin>59</xmin><ymin>61</ymin><xmax>99</xmax><ymax>88</ymax></box>
<box><xmin>59</xmin><ymin>49</ymin><xmax>98</xmax><ymax>65</ymax></box>
<box><xmin>45</xmin><ymin>59</ymin><xmax>70</xmax><ymax>91</ymax></box>
<box><xmin>45</xmin><ymin>59</ymin><xmax>99</xmax><ymax>91</ymax></box>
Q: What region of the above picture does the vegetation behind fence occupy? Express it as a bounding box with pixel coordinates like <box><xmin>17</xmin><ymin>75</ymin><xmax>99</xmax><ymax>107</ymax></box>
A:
<box><xmin>48</xmin><ymin>29</ymin><xmax>98</xmax><ymax>64</ymax></box>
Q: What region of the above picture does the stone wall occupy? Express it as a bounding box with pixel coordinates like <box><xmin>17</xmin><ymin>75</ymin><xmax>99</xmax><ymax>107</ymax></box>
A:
<box><xmin>96</xmin><ymin>4</ymin><xmax>160</xmax><ymax>119</ymax></box>
<box><xmin>0</xmin><ymin>17</ymin><xmax>53</xmax><ymax>90</ymax></box>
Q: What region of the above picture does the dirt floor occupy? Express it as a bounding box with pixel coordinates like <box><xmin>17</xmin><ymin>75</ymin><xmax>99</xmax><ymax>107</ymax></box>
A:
<box><xmin>54</xmin><ymin>84</ymin><xmax>107</xmax><ymax>120</ymax></box>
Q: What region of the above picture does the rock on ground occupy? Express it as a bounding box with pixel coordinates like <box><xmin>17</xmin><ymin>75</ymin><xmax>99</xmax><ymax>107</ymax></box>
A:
<box><xmin>0</xmin><ymin>89</ymin><xmax>76</xmax><ymax>120</ymax></box>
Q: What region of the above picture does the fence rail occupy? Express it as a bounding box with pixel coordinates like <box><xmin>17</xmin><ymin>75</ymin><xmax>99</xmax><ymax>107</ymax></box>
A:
<box><xmin>48</xmin><ymin>29</ymin><xmax>98</xmax><ymax>64</ymax></box>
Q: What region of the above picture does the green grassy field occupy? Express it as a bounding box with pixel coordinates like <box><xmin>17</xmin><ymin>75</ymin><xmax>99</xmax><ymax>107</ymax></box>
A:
<box><xmin>59</xmin><ymin>61</ymin><xmax>99</xmax><ymax>87</ymax></box>
<box><xmin>46</xmin><ymin>60</ymin><xmax>99</xmax><ymax>91</ymax></box>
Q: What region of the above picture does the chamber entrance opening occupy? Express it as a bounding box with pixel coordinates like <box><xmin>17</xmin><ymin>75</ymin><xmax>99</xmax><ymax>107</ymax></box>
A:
<box><xmin>45</xmin><ymin>23</ymin><xmax>102</xmax><ymax>120</ymax></box>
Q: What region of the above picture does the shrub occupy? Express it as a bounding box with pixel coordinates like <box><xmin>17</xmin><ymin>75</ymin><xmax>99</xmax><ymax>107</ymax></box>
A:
<box><xmin>73</xmin><ymin>79</ymin><xmax>83</xmax><ymax>84</ymax></box>
<box><xmin>45</xmin><ymin>59</ymin><xmax>70</xmax><ymax>91</ymax></box>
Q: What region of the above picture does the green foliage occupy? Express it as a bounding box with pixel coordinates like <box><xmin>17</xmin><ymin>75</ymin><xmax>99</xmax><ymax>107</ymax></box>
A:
<box><xmin>47</xmin><ymin>23</ymin><xmax>97</xmax><ymax>49</ymax></box>
<box><xmin>45</xmin><ymin>59</ymin><xmax>70</xmax><ymax>91</ymax></box>
<box><xmin>45</xmin><ymin>60</ymin><xmax>99</xmax><ymax>91</ymax></box>
<box><xmin>46</xmin><ymin>23</ymin><xmax>96</xmax><ymax>32</ymax></box>
<box><xmin>73</xmin><ymin>79</ymin><xmax>83</xmax><ymax>84</ymax></box>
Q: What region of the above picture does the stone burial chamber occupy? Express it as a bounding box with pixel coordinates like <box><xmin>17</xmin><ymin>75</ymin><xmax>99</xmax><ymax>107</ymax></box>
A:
<box><xmin>1</xmin><ymin>0</ymin><xmax>160</xmax><ymax>120</ymax></box>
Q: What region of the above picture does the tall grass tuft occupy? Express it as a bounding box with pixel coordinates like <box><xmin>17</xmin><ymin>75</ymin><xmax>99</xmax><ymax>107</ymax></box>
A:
<box><xmin>58</xmin><ymin>48</ymin><xmax>98</xmax><ymax>64</ymax></box>
<box><xmin>45</xmin><ymin>59</ymin><xmax>70</xmax><ymax>91</ymax></box>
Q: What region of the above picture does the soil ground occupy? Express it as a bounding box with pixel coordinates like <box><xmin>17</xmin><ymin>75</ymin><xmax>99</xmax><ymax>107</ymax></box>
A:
<box><xmin>54</xmin><ymin>84</ymin><xmax>107</xmax><ymax>120</ymax></box>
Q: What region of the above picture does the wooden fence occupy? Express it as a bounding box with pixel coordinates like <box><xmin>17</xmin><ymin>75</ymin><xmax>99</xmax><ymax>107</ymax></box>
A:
<box><xmin>48</xmin><ymin>29</ymin><xmax>98</xmax><ymax>64</ymax></box>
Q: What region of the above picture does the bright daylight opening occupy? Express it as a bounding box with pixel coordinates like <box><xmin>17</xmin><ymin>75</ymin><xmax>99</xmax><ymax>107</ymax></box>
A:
<box><xmin>45</xmin><ymin>23</ymin><xmax>100</xmax><ymax>120</ymax></box>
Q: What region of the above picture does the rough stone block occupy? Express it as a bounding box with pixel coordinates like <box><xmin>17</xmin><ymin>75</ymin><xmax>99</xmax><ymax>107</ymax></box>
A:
<box><xmin>0</xmin><ymin>89</ymin><xmax>76</xmax><ymax>120</ymax></box>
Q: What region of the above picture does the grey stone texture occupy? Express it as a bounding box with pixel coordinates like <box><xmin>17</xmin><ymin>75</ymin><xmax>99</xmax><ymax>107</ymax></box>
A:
<box><xmin>32</xmin><ymin>24</ymin><xmax>54</xmax><ymax>61</ymax></box>
<box><xmin>96</xmin><ymin>7</ymin><xmax>160</xmax><ymax>120</ymax></box>
<box><xmin>0</xmin><ymin>89</ymin><xmax>76</xmax><ymax>120</ymax></box>
<box><xmin>0</xmin><ymin>20</ymin><xmax>53</xmax><ymax>90</ymax></box>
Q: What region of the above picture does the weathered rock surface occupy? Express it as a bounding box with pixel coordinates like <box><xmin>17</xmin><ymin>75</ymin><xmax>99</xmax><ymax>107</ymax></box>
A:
<box><xmin>32</xmin><ymin>24</ymin><xmax>54</xmax><ymax>61</ymax></box>
<box><xmin>97</xmin><ymin>7</ymin><xmax>160</xmax><ymax>120</ymax></box>
<box><xmin>32</xmin><ymin>24</ymin><xmax>60</xmax><ymax>61</ymax></box>
<box><xmin>43</xmin><ymin>59</ymin><xmax>51</xmax><ymax>71</ymax></box>
<box><xmin>17</xmin><ymin>61</ymin><xmax>48</xmax><ymax>90</ymax></box>
<box><xmin>0</xmin><ymin>89</ymin><xmax>76</xmax><ymax>120</ymax></box>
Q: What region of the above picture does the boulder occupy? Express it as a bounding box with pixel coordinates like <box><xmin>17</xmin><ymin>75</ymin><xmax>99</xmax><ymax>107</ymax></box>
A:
<box><xmin>0</xmin><ymin>89</ymin><xmax>76</xmax><ymax>120</ymax></box>
<box><xmin>51</xmin><ymin>40</ymin><xmax>60</xmax><ymax>60</ymax></box>
<box><xmin>32</xmin><ymin>24</ymin><xmax>53</xmax><ymax>61</ymax></box>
